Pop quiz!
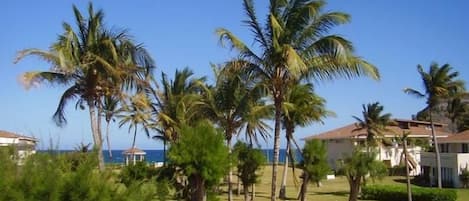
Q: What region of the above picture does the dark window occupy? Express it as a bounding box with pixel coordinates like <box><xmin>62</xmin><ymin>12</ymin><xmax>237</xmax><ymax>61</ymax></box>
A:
<box><xmin>462</xmin><ymin>144</ymin><xmax>468</xmax><ymax>153</ymax></box>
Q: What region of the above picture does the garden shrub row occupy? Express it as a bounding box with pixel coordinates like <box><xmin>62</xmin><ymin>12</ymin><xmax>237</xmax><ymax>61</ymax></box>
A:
<box><xmin>362</xmin><ymin>184</ymin><xmax>457</xmax><ymax>201</ymax></box>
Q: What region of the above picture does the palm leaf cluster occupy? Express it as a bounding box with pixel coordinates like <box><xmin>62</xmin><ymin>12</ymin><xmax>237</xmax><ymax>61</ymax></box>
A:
<box><xmin>353</xmin><ymin>102</ymin><xmax>393</xmax><ymax>147</ymax></box>
<box><xmin>217</xmin><ymin>1</ymin><xmax>379</xmax><ymax>199</ymax></box>
<box><xmin>16</xmin><ymin>3</ymin><xmax>155</xmax><ymax>170</ymax></box>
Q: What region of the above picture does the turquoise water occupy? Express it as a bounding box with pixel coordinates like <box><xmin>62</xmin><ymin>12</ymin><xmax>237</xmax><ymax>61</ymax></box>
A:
<box><xmin>103</xmin><ymin>149</ymin><xmax>301</xmax><ymax>164</ymax></box>
<box><xmin>40</xmin><ymin>149</ymin><xmax>302</xmax><ymax>164</ymax></box>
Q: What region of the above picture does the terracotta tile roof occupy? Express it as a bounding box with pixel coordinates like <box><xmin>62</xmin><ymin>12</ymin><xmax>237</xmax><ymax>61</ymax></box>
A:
<box><xmin>0</xmin><ymin>130</ymin><xmax>37</xmax><ymax>141</ymax></box>
<box><xmin>123</xmin><ymin>147</ymin><xmax>146</xmax><ymax>155</ymax></box>
<box><xmin>439</xmin><ymin>130</ymin><xmax>469</xmax><ymax>143</ymax></box>
<box><xmin>303</xmin><ymin>119</ymin><xmax>451</xmax><ymax>140</ymax></box>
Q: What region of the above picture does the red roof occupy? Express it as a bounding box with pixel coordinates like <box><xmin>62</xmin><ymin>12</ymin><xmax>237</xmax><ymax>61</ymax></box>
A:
<box><xmin>0</xmin><ymin>130</ymin><xmax>37</xmax><ymax>141</ymax></box>
<box><xmin>303</xmin><ymin>119</ymin><xmax>451</xmax><ymax>140</ymax></box>
<box><xmin>439</xmin><ymin>130</ymin><xmax>469</xmax><ymax>143</ymax></box>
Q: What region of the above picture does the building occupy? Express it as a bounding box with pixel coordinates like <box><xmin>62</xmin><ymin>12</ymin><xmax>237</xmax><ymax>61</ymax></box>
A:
<box><xmin>303</xmin><ymin>119</ymin><xmax>451</xmax><ymax>176</ymax></box>
<box><xmin>420</xmin><ymin>130</ymin><xmax>469</xmax><ymax>187</ymax></box>
<box><xmin>0</xmin><ymin>130</ymin><xmax>38</xmax><ymax>159</ymax></box>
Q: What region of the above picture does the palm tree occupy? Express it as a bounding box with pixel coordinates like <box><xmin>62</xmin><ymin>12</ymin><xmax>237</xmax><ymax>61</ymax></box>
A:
<box><xmin>15</xmin><ymin>3</ymin><xmax>154</xmax><ymax>170</ymax></box>
<box><xmin>279</xmin><ymin>83</ymin><xmax>330</xmax><ymax>198</ymax></box>
<box><xmin>352</xmin><ymin>102</ymin><xmax>393</xmax><ymax>155</ymax></box>
<box><xmin>396</xmin><ymin>131</ymin><xmax>413</xmax><ymax>201</ymax></box>
<box><xmin>118</xmin><ymin>93</ymin><xmax>152</xmax><ymax>150</ymax></box>
<box><xmin>102</xmin><ymin>95</ymin><xmax>119</xmax><ymax>160</ymax></box>
<box><xmin>217</xmin><ymin>1</ymin><xmax>379</xmax><ymax>199</ymax></box>
<box><xmin>150</xmin><ymin>68</ymin><xmax>207</xmax><ymax>143</ymax></box>
<box><xmin>404</xmin><ymin>63</ymin><xmax>465</xmax><ymax>188</ymax></box>
<box><xmin>205</xmin><ymin>64</ymin><xmax>271</xmax><ymax>201</ymax></box>
<box><xmin>447</xmin><ymin>96</ymin><xmax>469</xmax><ymax>133</ymax></box>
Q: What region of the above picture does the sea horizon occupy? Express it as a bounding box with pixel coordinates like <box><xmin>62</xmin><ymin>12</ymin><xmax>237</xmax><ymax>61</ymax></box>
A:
<box><xmin>38</xmin><ymin>149</ymin><xmax>302</xmax><ymax>164</ymax></box>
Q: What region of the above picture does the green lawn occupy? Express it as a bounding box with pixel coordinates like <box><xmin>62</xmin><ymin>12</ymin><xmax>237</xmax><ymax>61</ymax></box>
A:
<box><xmin>216</xmin><ymin>165</ymin><xmax>469</xmax><ymax>201</ymax></box>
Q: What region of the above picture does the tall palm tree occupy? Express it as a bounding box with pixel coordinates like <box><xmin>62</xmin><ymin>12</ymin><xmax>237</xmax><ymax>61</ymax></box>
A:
<box><xmin>205</xmin><ymin>64</ymin><xmax>271</xmax><ymax>201</ymax></box>
<box><xmin>404</xmin><ymin>63</ymin><xmax>465</xmax><ymax>188</ymax></box>
<box><xmin>217</xmin><ymin>1</ymin><xmax>379</xmax><ymax>199</ymax></box>
<box><xmin>352</xmin><ymin>102</ymin><xmax>393</xmax><ymax>153</ymax></box>
<box><xmin>118</xmin><ymin>93</ymin><xmax>152</xmax><ymax>150</ymax></box>
<box><xmin>102</xmin><ymin>95</ymin><xmax>119</xmax><ymax>160</ymax></box>
<box><xmin>150</xmin><ymin>68</ymin><xmax>207</xmax><ymax>143</ymax></box>
<box><xmin>279</xmin><ymin>83</ymin><xmax>330</xmax><ymax>198</ymax></box>
<box><xmin>15</xmin><ymin>3</ymin><xmax>154</xmax><ymax>170</ymax></box>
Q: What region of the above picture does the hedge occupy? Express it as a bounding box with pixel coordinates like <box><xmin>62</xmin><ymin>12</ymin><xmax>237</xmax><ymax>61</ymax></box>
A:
<box><xmin>362</xmin><ymin>185</ymin><xmax>457</xmax><ymax>201</ymax></box>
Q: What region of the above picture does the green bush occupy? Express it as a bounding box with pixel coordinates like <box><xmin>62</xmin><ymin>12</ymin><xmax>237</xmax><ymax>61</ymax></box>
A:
<box><xmin>119</xmin><ymin>161</ymin><xmax>158</xmax><ymax>186</ymax></box>
<box><xmin>0</xmin><ymin>150</ymin><xmax>157</xmax><ymax>201</ymax></box>
<box><xmin>388</xmin><ymin>165</ymin><xmax>407</xmax><ymax>176</ymax></box>
<box><xmin>362</xmin><ymin>185</ymin><xmax>457</xmax><ymax>201</ymax></box>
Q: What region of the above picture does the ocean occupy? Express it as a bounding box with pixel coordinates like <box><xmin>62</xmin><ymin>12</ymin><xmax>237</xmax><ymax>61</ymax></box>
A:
<box><xmin>99</xmin><ymin>149</ymin><xmax>302</xmax><ymax>164</ymax></box>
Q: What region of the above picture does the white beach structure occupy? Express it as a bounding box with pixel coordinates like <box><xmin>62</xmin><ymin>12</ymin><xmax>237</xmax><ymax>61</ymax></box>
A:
<box><xmin>123</xmin><ymin>147</ymin><xmax>146</xmax><ymax>165</ymax></box>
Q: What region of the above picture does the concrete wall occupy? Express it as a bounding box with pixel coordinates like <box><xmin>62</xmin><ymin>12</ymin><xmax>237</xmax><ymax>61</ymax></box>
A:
<box><xmin>421</xmin><ymin>152</ymin><xmax>469</xmax><ymax>187</ymax></box>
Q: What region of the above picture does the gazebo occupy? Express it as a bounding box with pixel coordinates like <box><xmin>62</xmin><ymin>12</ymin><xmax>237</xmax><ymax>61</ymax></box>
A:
<box><xmin>122</xmin><ymin>147</ymin><xmax>146</xmax><ymax>165</ymax></box>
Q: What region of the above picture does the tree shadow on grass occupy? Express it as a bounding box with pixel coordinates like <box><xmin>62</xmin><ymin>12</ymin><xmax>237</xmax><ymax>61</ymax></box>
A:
<box><xmin>314</xmin><ymin>190</ymin><xmax>349</xmax><ymax>197</ymax></box>
<box><xmin>393</xmin><ymin>177</ymin><xmax>429</xmax><ymax>187</ymax></box>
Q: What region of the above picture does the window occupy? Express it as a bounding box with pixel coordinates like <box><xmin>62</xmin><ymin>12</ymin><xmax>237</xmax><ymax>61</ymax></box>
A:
<box><xmin>462</xmin><ymin>144</ymin><xmax>468</xmax><ymax>153</ymax></box>
<box><xmin>439</xmin><ymin>144</ymin><xmax>449</xmax><ymax>153</ymax></box>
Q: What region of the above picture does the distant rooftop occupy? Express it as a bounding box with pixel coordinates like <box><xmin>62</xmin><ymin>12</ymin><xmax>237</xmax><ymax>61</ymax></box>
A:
<box><xmin>0</xmin><ymin>130</ymin><xmax>37</xmax><ymax>142</ymax></box>
<box><xmin>439</xmin><ymin>130</ymin><xmax>469</xmax><ymax>143</ymax></box>
<box><xmin>303</xmin><ymin>119</ymin><xmax>451</xmax><ymax>141</ymax></box>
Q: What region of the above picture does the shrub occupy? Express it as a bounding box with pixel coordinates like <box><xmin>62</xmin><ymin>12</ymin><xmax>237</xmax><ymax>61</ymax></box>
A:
<box><xmin>119</xmin><ymin>161</ymin><xmax>158</xmax><ymax>186</ymax></box>
<box><xmin>0</xmin><ymin>150</ymin><xmax>157</xmax><ymax>201</ymax></box>
<box><xmin>362</xmin><ymin>185</ymin><xmax>457</xmax><ymax>201</ymax></box>
<box><xmin>388</xmin><ymin>165</ymin><xmax>407</xmax><ymax>176</ymax></box>
<box><xmin>460</xmin><ymin>168</ymin><xmax>469</xmax><ymax>188</ymax></box>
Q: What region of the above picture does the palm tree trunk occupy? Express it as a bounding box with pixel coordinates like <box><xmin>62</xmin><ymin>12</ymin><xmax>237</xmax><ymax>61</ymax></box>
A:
<box><xmin>88</xmin><ymin>100</ymin><xmax>105</xmax><ymax>171</ymax></box>
<box><xmin>163</xmin><ymin>138</ymin><xmax>167</xmax><ymax>166</ymax></box>
<box><xmin>227</xmin><ymin>137</ymin><xmax>233</xmax><ymax>201</ymax></box>
<box><xmin>244</xmin><ymin>182</ymin><xmax>250</xmax><ymax>201</ymax></box>
<box><xmin>279</xmin><ymin>135</ymin><xmax>290</xmax><ymax>199</ymax></box>
<box><xmin>298</xmin><ymin>173</ymin><xmax>309</xmax><ymax>201</ymax></box>
<box><xmin>237</xmin><ymin>175</ymin><xmax>241</xmax><ymax>196</ymax></box>
<box><xmin>404</xmin><ymin>138</ymin><xmax>413</xmax><ymax>201</ymax></box>
<box><xmin>105</xmin><ymin>120</ymin><xmax>112</xmax><ymax>160</ymax></box>
<box><xmin>131</xmin><ymin>125</ymin><xmax>137</xmax><ymax>165</ymax></box>
<box><xmin>430</xmin><ymin>108</ymin><xmax>442</xmax><ymax>188</ymax></box>
<box><xmin>252</xmin><ymin>184</ymin><xmax>255</xmax><ymax>200</ymax></box>
<box><xmin>271</xmin><ymin>99</ymin><xmax>282</xmax><ymax>201</ymax></box>
<box><xmin>348</xmin><ymin>175</ymin><xmax>361</xmax><ymax>201</ymax></box>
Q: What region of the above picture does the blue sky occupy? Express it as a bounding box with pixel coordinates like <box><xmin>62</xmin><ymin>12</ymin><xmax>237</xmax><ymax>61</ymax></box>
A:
<box><xmin>1</xmin><ymin>1</ymin><xmax>468</xmax><ymax>150</ymax></box>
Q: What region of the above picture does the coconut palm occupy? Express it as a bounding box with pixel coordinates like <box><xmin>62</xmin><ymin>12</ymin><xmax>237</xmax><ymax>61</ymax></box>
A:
<box><xmin>205</xmin><ymin>64</ymin><xmax>272</xmax><ymax>201</ymax></box>
<box><xmin>279</xmin><ymin>83</ymin><xmax>330</xmax><ymax>198</ymax></box>
<box><xmin>102</xmin><ymin>95</ymin><xmax>119</xmax><ymax>160</ymax></box>
<box><xmin>352</xmin><ymin>102</ymin><xmax>393</xmax><ymax>152</ymax></box>
<box><xmin>395</xmin><ymin>131</ymin><xmax>413</xmax><ymax>201</ymax></box>
<box><xmin>15</xmin><ymin>3</ymin><xmax>154</xmax><ymax>170</ymax></box>
<box><xmin>150</xmin><ymin>68</ymin><xmax>207</xmax><ymax>143</ymax></box>
<box><xmin>118</xmin><ymin>93</ymin><xmax>152</xmax><ymax>151</ymax></box>
<box><xmin>217</xmin><ymin>1</ymin><xmax>379</xmax><ymax>199</ymax></box>
<box><xmin>404</xmin><ymin>63</ymin><xmax>465</xmax><ymax>188</ymax></box>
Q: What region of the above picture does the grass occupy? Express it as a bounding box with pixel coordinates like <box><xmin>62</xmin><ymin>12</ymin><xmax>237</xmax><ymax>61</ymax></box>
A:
<box><xmin>216</xmin><ymin>165</ymin><xmax>469</xmax><ymax>201</ymax></box>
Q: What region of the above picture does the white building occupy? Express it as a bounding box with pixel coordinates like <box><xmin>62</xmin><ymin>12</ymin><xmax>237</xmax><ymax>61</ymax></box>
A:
<box><xmin>0</xmin><ymin>130</ymin><xmax>38</xmax><ymax>159</ymax></box>
<box><xmin>303</xmin><ymin>119</ymin><xmax>451</xmax><ymax>176</ymax></box>
<box><xmin>420</xmin><ymin>130</ymin><xmax>469</xmax><ymax>187</ymax></box>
